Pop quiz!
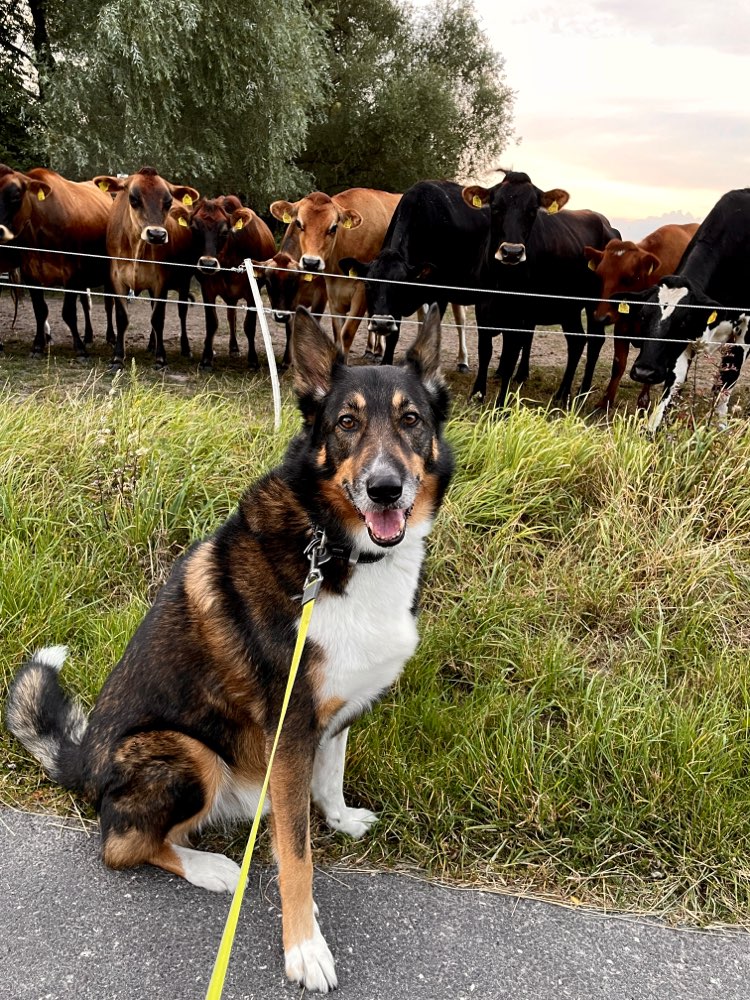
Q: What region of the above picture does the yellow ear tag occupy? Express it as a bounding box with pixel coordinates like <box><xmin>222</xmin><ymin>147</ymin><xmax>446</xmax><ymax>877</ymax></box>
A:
<box><xmin>548</xmin><ymin>200</ymin><xmax>559</xmax><ymax>214</ymax></box>
<box><xmin>342</xmin><ymin>219</ymin><xmax>353</xmax><ymax>229</ymax></box>
<box><xmin>472</xmin><ymin>195</ymin><xmax>483</xmax><ymax>208</ymax></box>
<box><xmin>233</xmin><ymin>219</ymin><xmax>244</xmax><ymax>231</ymax></box>
<box><xmin>182</xmin><ymin>194</ymin><xmax>193</xmax><ymax>207</ymax></box>
<box><xmin>349</xmin><ymin>268</ymin><xmax>358</xmax><ymax>278</ymax></box>
<box><xmin>282</xmin><ymin>212</ymin><xmax>292</xmax><ymax>224</ymax></box>
<box><xmin>588</xmin><ymin>259</ymin><xmax>597</xmax><ymax>271</ymax></box>
<box><xmin>708</xmin><ymin>311</ymin><xmax>718</xmax><ymax>325</ymax></box>
<box><xmin>98</xmin><ymin>181</ymin><xmax>109</xmax><ymax>192</ymax></box>
<box><xmin>304</xmin><ymin>273</ymin><xmax>313</xmax><ymax>282</ymax></box>
<box><xmin>178</xmin><ymin>216</ymin><xmax>188</xmax><ymax>227</ymax></box>
<box><xmin>37</xmin><ymin>189</ymin><xmax>46</xmax><ymax>201</ymax></box>
<box><xmin>618</xmin><ymin>302</ymin><xmax>630</xmax><ymax>314</ymax></box>
<box><xmin>252</xmin><ymin>268</ymin><xmax>260</xmax><ymax>279</ymax></box>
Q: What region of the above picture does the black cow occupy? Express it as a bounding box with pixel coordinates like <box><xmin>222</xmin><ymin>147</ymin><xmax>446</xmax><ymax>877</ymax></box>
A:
<box><xmin>630</xmin><ymin>188</ymin><xmax>750</xmax><ymax>429</ymax></box>
<box><xmin>463</xmin><ymin>171</ymin><xmax>620</xmax><ymax>406</ymax></box>
<box><xmin>339</xmin><ymin>179</ymin><xmax>499</xmax><ymax>374</ymax></box>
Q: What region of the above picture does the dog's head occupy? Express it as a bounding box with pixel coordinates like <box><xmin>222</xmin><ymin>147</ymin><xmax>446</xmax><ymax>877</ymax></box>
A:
<box><xmin>290</xmin><ymin>305</ymin><xmax>453</xmax><ymax>552</ymax></box>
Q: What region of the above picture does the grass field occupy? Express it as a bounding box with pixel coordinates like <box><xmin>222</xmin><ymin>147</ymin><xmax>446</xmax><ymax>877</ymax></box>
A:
<box><xmin>2</xmin><ymin>329</ymin><xmax>750</xmax><ymax>928</ymax></box>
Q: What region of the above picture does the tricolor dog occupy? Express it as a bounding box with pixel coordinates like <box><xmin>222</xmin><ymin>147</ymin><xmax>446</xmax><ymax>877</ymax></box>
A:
<box><xmin>6</xmin><ymin>305</ymin><xmax>454</xmax><ymax>993</ymax></box>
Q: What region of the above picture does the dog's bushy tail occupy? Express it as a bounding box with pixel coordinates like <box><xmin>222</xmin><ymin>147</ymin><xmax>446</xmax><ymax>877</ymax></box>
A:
<box><xmin>5</xmin><ymin>646</ymin><xmax>88</xmax><ymax>792</ymax></box>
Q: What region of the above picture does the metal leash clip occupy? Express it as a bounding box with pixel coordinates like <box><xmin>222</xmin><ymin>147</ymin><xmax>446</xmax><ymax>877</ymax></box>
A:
<box><xmin>301</xmin><ymin>528</ymin><xmax>331</xmax><ymax>605</ymax></box>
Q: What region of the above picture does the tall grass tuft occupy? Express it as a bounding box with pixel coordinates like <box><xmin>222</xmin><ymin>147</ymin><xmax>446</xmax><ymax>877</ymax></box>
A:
<box><xmin>2</xmin><ymin>378</ymin><xmax>750</xmax><ymax>923</ymax></box>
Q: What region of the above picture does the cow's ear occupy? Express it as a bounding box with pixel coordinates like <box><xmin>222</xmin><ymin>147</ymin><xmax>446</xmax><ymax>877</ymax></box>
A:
<box><xmin>93</xmin><ymin>175</ymin><xmax>123</xmax><ymax>194</ymax></box>
<box><xmin>26</xmin><ymin>178</ymin><xmax>52</xmax><ymax>201</ymax></box>
<box><xmin>270</xmin><ymin>200</ymin><xmax>298</xmax><ymax>224</ymax></box>
<box><xmin>222</xmin><ymin>195</ymin><xmax>243</xmax><ymax>214</ymax></box>
<box><xmin>230</xmin><ymin>207</ymin><xmax>254</xmax><ymax>232</ymax></box>
<box><xmin>291</xmin><ymin>307</ymin><xmax>342</xmax><ymax>414</ymax></box>
<box><xmin>169</xmin><ymin>202</ymin><xmax>192</xmax><ymax>227</ymax></box>
<box><xmin>641</xmin><ymin>252</ymin><xmax>660</xmax><ymax>277</ymax></box>
<box><xmin>339</xmin><ymin>209</ymin><xmax>362</xmax><ymax>231</ymax></box>
<box><xmin>542</xmin><ymin>188</ymin><xmax>569</xmax><ymax>212</ymax></box>
<box><xmin>339</xmin><ymin>257</ymin><xmax>369</xmax><ymax>278</ymax></box>
<box><xmin>462</xmin><ymin>185</ymin><xmax>490</xmax><ymax>210</ymax></box>
<box><xmin>583</xmin><ymin>246</ymin><xmax>603</xmax><ymax>270</ymax></box>
<box><xmin>169</xmin><ymin>184</ymin><xmax>200</xmax><ymax>207</ymax></box>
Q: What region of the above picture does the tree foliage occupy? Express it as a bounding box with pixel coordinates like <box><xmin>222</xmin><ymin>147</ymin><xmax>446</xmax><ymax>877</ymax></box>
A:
<box><xmin>297</xmin><ymin>0</ymin><xmax>515</xmax><ymax>195</ymax></box>
<box><xmin>0</xmin><ymin>0</ymin><xmax>514</xmax><ymax>204</ymax></box>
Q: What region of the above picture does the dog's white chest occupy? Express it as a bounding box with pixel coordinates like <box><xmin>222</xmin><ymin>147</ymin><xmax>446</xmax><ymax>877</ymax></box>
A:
<box><xmin>306</xmin><ymin>532</ymin><xmax>426</xmax><ymax>714</ymax></box>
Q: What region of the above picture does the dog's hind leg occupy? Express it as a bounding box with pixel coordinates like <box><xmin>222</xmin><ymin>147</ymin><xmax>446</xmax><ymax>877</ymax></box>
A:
<box><xmin>312</xmin><ymin>727</ymin><xmax>378</xmax><ymax>839</ymax></box>
<box><xmin>99</xmin><ymin>731</ymin><xmax>243</xmax><ymax>893</ymax></box>
<box><xmin>269</xmin><ymin>741</ymin><xmax>338</xmax><ymax>993</ymax></box>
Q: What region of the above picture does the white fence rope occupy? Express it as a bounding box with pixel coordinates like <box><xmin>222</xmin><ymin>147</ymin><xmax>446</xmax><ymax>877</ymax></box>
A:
<box><xmin>4</xmin><ymin>242</ymin><xmax>749</xmax><ymax>314</ymax></box>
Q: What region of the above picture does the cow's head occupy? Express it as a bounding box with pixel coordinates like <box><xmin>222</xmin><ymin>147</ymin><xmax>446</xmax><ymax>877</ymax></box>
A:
<box><xmin>340</xmin><ymin>250</ymin><xmax>434</xmax><ymax>337</ymax></box>
<box><xmin>270</xmin><ymin>192</ymin><xmax>362</xmax><ymax>272</ymax></box>
<box><xmin>254</xmin><ymin>251</ymin><xmax>321</xmax><ymax>323</ymax></box>
<box><xmin>584</xmin><ymin>240</ymin><xmax>661</xmax><ymax>323</ymax></box>
<box><xmin>93</xmin><ymin>166</ymin><xmax>199</xmax><ymax>246</ymax></box>
<box><xmin>189</xmin><ymin>197</ymin><xmax>238</xmax><ymax>273</ymax></box>
<box><xmin>463</xmin><ymin>171</ymin><xmax>569</xmax><ymax>266</ymax></box>
<box><xmin>0</xmin><ymin>164</ymin><xmax>52</xmax><ymax>242</ymax></box>
<box><xmin>629</xmin><ymin>276</ymin><xmax>730</xmax><ymax>385</ymax></box>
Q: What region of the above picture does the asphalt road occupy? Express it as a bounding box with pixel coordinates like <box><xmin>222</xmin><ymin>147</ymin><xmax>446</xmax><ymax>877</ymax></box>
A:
<box><xmin>1</xmin><ymin>808</ymin><xmax>749</xmax><ymax>1000</ymax></box>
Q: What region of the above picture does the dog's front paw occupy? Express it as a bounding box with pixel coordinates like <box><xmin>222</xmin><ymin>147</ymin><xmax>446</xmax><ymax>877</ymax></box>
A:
<box><xmin>173</xmin><ymin>846</ymin><xmax>244</xmax><ymax>893</ymax></box>
<box><xmin>285</xmin><ymin>925</ymin><xmax>338</xmax><ymax>993</ymax></box>
<box><xmin>325</xmin><ymin>806</ymin><xmax>378</xmax><ymax>839</ymax></box>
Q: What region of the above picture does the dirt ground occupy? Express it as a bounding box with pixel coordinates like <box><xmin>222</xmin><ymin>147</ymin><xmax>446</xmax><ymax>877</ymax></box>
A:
<box><xmin>0</xmin><ymin>281</ymin><xmax>741</xmax><ymax>418</ymax></box>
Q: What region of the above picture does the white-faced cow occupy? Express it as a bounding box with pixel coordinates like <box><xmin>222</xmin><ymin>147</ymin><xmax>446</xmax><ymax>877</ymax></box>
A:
<box><xmin>463</xmin><ymin>170</ymin><xmax>619</xmax><ymax>407</ymax></box>
<box><xmin>269</xmin><ymin>189</ymin><xmax>401</xmax><ymax>357</ymax></box>
<box><xmin>188</xmin><ymin>196</ymin><xmax>275</xmax><ymax>369</ymax></box>
<box><xmin>629</xmin><ymin>189</ymin><xmax>750</xmax><ymax>429</ymax></box>
<box><xmin>94</xmin><ymin>167</ymin><xmax>199</xmax><ymax>369</ymax></box>
<box><xmin>584</xmin><ymin>223</ymin><xmax>699</xmax><ymax>410</ymax></box>
<box><xmin>0</xmin><ymin>165</ymin><xmax>115</xmax><ymax>358</ymax></box>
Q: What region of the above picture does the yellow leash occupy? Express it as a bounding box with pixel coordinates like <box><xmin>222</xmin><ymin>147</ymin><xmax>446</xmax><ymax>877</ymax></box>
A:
<box><xmin>205</xmin><ymin>531</ymin><xmax>327</xmax><ymax>1000</ymax></box>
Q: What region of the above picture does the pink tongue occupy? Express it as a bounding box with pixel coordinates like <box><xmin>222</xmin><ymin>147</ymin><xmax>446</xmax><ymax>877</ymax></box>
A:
<box><xmin>364</xmin><ymin>508</ymin><xmax>406</xmax><ymax>540</ymax></box>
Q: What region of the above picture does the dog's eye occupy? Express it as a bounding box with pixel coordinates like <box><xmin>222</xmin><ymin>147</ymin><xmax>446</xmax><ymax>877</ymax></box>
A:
<box><xmin>337</xmin><ymin>414</ymin><xmax>358</xmax><ymax>431</ymax></box>
<box><xmin>401</xmin><ymin>412</ymin><xmax>421</xmax><ymax>427</ymax></box>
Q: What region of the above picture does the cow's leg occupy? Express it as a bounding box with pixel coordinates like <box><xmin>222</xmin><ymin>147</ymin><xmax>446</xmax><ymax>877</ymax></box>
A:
<box><xmin>29</xmin><ymin>286</ymin><xmax>50</xmax><ymax>357</ymax></box>
<box><xmin>514</xmin><ymin>339</ymin><xmax>532</xmax><ymax>383</ymax></box>
<box><xmin>577</xmin><ymin>315</ymin><xmax>607</xmax><ymax>398</ymax></box>
<box><xmin>340</xmin><ymin>282</ymin><xmax>367</xmax><ymax>359</ymax></box>
<box><xmin>648</xmin><ymin>348</ymin><xmax>694</xmax><ymax>431</ymax></box>
<box><xmin>496</xmin><ymin>331</ymin><xmax>531</xmax><ymax>408</ymax></box>
<box><xmin>104</xmin><ymin>287</ymin><xmax>116</xmax><ymax>346</ymax></box>
<box><xmin>712</xmin><ymin>343</ymin><xmax>748</xmax><ymax>425</ymax></box>
<box><xmin>282</xmin><ymin>318</ymin><xmax>292</xmax><ymax>368</ymax></box>
<box><xmin>228</xmin><ymin>304</ymin><xmax>240</xmax><ymax>357</ymax></box>
<box><xmin>270</xmin><ymin>741</ymin><xmax>337</xmax><ymax>993</ymax></box>
<box><xmin>178</xmin><ymin>281</ymin><xmax>191</xmax><ymax>358</ymax></box>
<box><xmin>200</xmin><ymin>294</ymin><xmax>219</xmax><ymax>369</ymax></box>
<box><xmin>243</xmin><ymin>302</ymin><xmax>260</xmax><ymax>370</ymax></box>
<box><xmin>596</xmin><ymin>326</ymin><xmax>629</xmax><ymax>410</ymax></box>
<box><xmin>555</xmin><ymin>314</ymin><xmax>587</xmax><ymax>404</ymax></box>
<box><xmin>61</xmin><ymin>289</ymin><xmax>89</xmax><ymax>359</ymax></box>
<box><xmin>380</xmin><ymin>321</ymin><xmax>401</xmax><ymax>366</ymax></box>
<box><xmin>111</xmin><ymin>284</ymin><xmax>130</xmax><ymax>369</ymax></box>
<box><xmin>470</xmin><ymin>329</ymin><xmax>493</xmax><ymax>402</ymax></box>
<box><xmin>452</xmin><ymin>303</ymin><xmax>469</xmax><ymax>373</ymax></box>
<box><xmin>80</xmin><ymin>291</ymin><xmax>94</xmax><ymax>345</ymax></box>
<box><xmin>150</xmin><ymin>292</ymin><xmax>168</xmax><ymax>368</ymax></box>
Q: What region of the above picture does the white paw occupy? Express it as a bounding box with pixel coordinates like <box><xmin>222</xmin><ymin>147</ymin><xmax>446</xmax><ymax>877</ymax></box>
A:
<box><xmin>325</xmin><ymin>806</ymin><xmax>378</xmax><ymax>839</ymax></box>
<box><xmin>172</xmin><ymin>845</ymin><xmax>244</xmax><ymax>893</ymax></box>
<box><xmin>285</xmin><ymin>925</ymin><xmax>337</xmax><ymax>993</ymax></box>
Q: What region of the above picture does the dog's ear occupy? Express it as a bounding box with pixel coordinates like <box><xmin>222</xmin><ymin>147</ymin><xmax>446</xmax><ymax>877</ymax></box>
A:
<box><xmin>291</xmin><ymin>307</ymin><xmax>342</xmax><ymax>415</ymax></box>
<box><xmin>405</xmin><ymin>303</ymin><xmax>449</xmax><ymax>421</ymax></box>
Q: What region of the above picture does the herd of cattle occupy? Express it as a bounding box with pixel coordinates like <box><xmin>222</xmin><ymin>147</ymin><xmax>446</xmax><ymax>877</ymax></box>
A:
<box><xmin>0</xmin><ymin>162</ymin><xmax>748</xmax><ymax>425</ymax></box>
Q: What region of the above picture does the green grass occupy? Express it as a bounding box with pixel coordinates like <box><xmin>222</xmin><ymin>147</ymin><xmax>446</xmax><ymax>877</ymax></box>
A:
<box><xmin>2</xmin><ymin>368</ymin><xmax>750</xmax><ymax>926</ymax></box>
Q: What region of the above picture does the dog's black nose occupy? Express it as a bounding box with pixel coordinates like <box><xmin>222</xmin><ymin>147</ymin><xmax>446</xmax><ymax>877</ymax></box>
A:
<box><xmin>366</xmin><ymin>474</ymin><xmax>402</xmax><ymax>505</ymax></box>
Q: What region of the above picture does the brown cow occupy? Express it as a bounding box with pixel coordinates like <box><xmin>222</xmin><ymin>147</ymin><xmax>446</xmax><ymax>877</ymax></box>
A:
<box><xmin>93</xmin><ymin>167</ymin><xmax>199</xmax><ymax>368</ymax></box>
<box><xmin>0</xmin><ymin>165</ymin><xmax>115</xmax><ymax>357</ymax></box>
<box><xmin>269</xmin><ymin>189</ymin><xmax>401</xmax><ymax>357</ymax></box>
<box><xmin>254</xmin><ymin>251</ymin><xmax>328</xmax><ymax>367</ymax></box>
<box><xmin>188</xmin><ymin>196</ymin><xmax>275</xmax><ymax>369</ymax></box>
<box><xmin>584</xmin><ymin>223</ymin><xmax>699</xmax><ymax>409</ymax></box>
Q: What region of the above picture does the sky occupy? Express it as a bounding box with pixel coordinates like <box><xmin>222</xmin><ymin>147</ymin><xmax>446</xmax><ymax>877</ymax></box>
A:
<box><xmin>460</xmin><ymin>0</ymin><xmax>750</xmax><ymax>240</ymax></box>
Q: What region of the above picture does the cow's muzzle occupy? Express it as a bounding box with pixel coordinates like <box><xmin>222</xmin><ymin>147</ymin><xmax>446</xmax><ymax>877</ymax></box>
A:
<box><xmin>368</xmin><ymin>314</ymin><xmax>398</xmax><ymax>335</ymax></box>
<box><xmin>198</xmin><ymin>256</ymin><xmax>220</xmax><ymax>274</ymax></box>
<box><xmin>496</xmin><ymin>242</ymin><xmax>526</xmax><ymax>265</ymax></box>
<box><xmin>300</xmin><ymin>255</ymin><xmax>324</xmax><ymax>272</ymax></box>
<box><xmin>0</xmin><ymin>225</ymin><xmax>15</xmax><ymax>242</ymax></box>
<box><xmin>630</xmin><ymin>361</ymin><xmax>664</xmax><ymax>384</ymax></box>
<box><xmin>142</xmin><ymin>226</ymin><xmax>169</xmax><ymax>245</ymax></box>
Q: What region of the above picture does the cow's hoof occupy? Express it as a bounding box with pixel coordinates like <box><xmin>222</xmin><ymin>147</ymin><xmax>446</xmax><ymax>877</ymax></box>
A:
<box><xmin>199</xmin><ymin>360</ymin><xmax>213</xmax><ymax>371</ymax></box>
<box><xmin>109</xmin><ymin>361</ymin><xmax>124</xmax><ymax>373</ymax></box>
<box><xmin>229</xmin><ymin>347</ymin><xmax>240</xmax><ymax>357</ymax></box>
<box><xmin>363</xmin><ymin>349</ymin><xmax>375</xmax><ymax>359</ymax></box>
<box><xmin>75</xmin><ymin>355</ymin><xmax>91</xmax><ymax>365</ymax></box>
<box><xmin>457</xmin><ymin>363</ymin><xmax>470</xmax><ymax>374</ymax></box>
<box><xmin>469</xmin><ymin>391</ymin><xmax>485</xmax><ymax>404</ymax></box>
<box><xmin>152</xmin><ymin>361</ymin><xmax>167</xmax><ymax>371</ymax></box>
<box><xmin>181</xmin><ymin>350</ymin><xmax>192</xmax><ymax>359</ymax></box>
<box><xmin>30</xmin><ymin>351</ymin><xmax>44</xmax><ymax>361</ymax></box>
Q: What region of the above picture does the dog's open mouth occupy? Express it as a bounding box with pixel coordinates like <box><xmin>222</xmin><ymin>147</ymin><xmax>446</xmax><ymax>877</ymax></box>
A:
<box><xmin>363</xmin><ymin>508</ymin><xmax>409</xmax><ymax>546</ymax></box>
